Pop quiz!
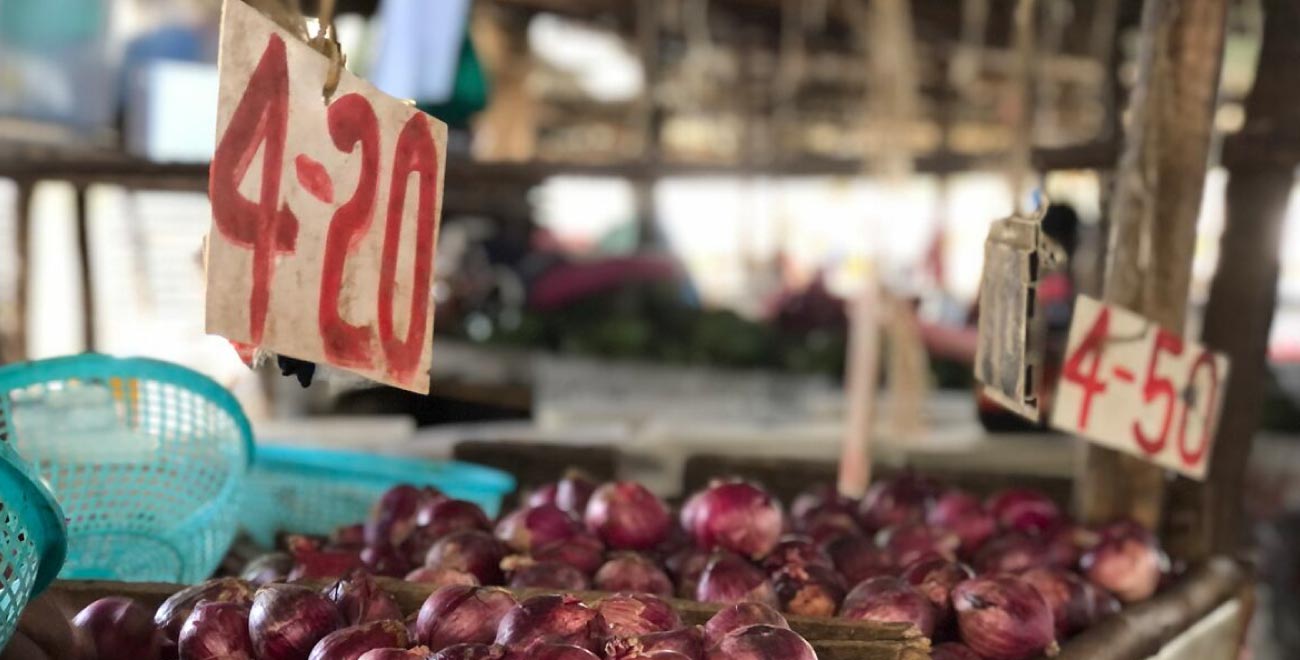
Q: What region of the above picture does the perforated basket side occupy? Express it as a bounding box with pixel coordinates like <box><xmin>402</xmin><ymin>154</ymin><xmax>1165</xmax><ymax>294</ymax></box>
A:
<box><xmin>0</xmin><ymin>451</ymin><xmax>67</xmax><ymax>651</ymax></box>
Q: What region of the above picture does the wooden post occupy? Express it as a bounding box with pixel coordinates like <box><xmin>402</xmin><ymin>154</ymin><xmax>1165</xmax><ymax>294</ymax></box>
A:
<box><xmin>1163</xmin><ymin>0</ymin><xmax>1300</xmax><ymax>560</ymax></box>
<box><xmin>1075</xmin><ymin>0</ymin><xmax>1228</xmax><ymax>529</ymax></box>
<box><xmin>74</xmin><ymin>184</ymin><xmax>96</xmax><ymax>352</ymax></box>
<box><xmin>3</xmin><ymin>180</ymin><xmax>34</xmax><ymax>364</ymax></box>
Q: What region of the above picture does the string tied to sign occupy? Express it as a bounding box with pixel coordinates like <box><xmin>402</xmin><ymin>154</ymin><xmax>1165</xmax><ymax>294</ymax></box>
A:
<box><xmin>244</xmin><ymin>0</ymin><xmax>346</xmax><ymax>101</ymax></box>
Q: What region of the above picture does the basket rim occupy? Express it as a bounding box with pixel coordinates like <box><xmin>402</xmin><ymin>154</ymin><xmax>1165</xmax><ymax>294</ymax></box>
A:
<box><xmin>0</xmin><ymin>353</ymin><xmax>255</xmax><ymax>468</ymax></box>
<box><xmin>0</xmin><ymin>450</ymin><xmax>67</xmax><ymax>597</ymax></box>
<box><xmin>253</xmin><ymin>443</ymin><xmax>515</xmax><ymax>494</ymax></box>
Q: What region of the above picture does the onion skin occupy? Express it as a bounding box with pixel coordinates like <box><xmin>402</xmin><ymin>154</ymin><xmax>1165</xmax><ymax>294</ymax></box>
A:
<box><xmin>695</xmin><ymin>551</ymin><xmax>779</xmax><ymax>607</ymax></box>
<box><xmin>973</xmin><ymin>533</ymin><xmax>1046</xmax><ymax>575</ymax></box>
<box><xmin>790</xmin><ymin>484</ymin><xmax>858</xmax><ymax>530</ymax></box>
<box><xmin>840</xmin><ymin>576</ymin><xmax>937</xmax><ymax>638</ymax></box>
<box><xmin>495</xmin><ymin>504</ymin><xmax>581</xmax><ymax>553</ymax></box>
<box><xmin>308</xmin><ymin>620</ymin><xmax>409</xmax><ymax>660</ymax></box>
<box><xmin>760</xmin><ymin>535</ymin><xmax>833</xmax><ymax>571</ymax></box>
<box><xmin>178</xmin><ymin>601</ymin><xmax>254</xmax><ymax>660</ymax></box>
<box><xmin>616</xmin><ymin>652</ymin><xmax>691</xmax><ymax>660</ymax></box>
<box><xmin>249</xmin><ymin>584</ymin><xmax>345</xmax><ymax>660</ymax></box>
<box><xmin>506</xmin><ymin>559</ymin><xmax>592</xmax><ymax>590</ymax></box>
<box><xmin>771</xmin><ymin>563</ymin><xmax>846</xmax><ymax>617</ymax></box>
<box><xmin>155</xmin><ymin>577</ymin><xmax>255</xmax><ymax>645</ymax></box>
<box><xmin>415</xmin><ymin>586</ymin><xmax>517</xmax><ymax>651</ymax></box>
<box><xmin>361</xmin><ymin>545</ymin><xmax>412</xmax><ymax>578</ymax></box>
<box><xmin>1044</xmin><ymin>524</ymin><xmax>1098</xmax><ymax>570</ymax></box>
<box><xmin>241</xmin><ymin>553</ymin><xmax>294</xmax><ymax>586</ymax></box>
<box><xmin>857</xmin><ymin>474</ymin><xmax>937</xmax><ymax>532</ymax></box>
<box><xmin>931</xmin><ymin>642</ymin><xmax>984</xmax><ymax>660</ymax></box>
<box><xmin>704</xmin><ymin>624</ymin><xmax>816</xmax><ymax>660</ymax></box>
<box><xmin>424</xmin><ymin>530</ymin><xmax>508</xmax><ymax>586</ymax></box>
<box><xmin>405</xmin><ymin>567</ymin><xmax>480</xmax><ymax>587</ymax></box>
<box><xmin>1080</xmin><ymin>535</ymin><xmax>1167</xmax><ymax>603</ymax></box>
<box><xmin>332</xmin><ymin>524</ymin><xmax>368</xmax><ymax>550</ymax></box>
<box><xmin>926</xmin><ymin>490</ymin><xmax>997</xmax><ymax>557</ymax></box>
<box><xmin>528</xmin><ymin>483</ymin><xmax>560</xmax><ymax>509</ymax></box>
<box><xmin>703</xmin><ymin>602</ymin><xmax>788</xmax><ymax>647</ymax></box>
<box><xmin>523</xmin><ymin>644</ymin><xmax>602</xmax><ymax>660</ymax></box>
<box><xmin>534</xmin><ymin>533</ymin><xmax>606</xmax><ymax>576</ymax></box>
<box><xmin>73</xmin><ymin>597</ymin><xmax>163</xmax><ymax>660</ymax></box>
<box><xmin>824</xmin><ymin>535</ymin><xmax>895</xmax><ymax>586</ymax></box>
<box><xmin>595</xmin><ymin>593</ymin><xmax>681</xmax><ymax>638</ymax></box>
<box><xmin>584</xmin><ymin>481</ymin><xmax>673</xmax><ymax>551</ymax></box>
<box><xmin>985</xmin><ymin>489</ymin><xmax>1062</xmax><ymax>537</ymax></box>
<box><xmin>901</xmin><ymin>556</ymin><xmax>973</xmax><ymax>627</ymax></box>
<box><xmin>1019</xmin><ymin>567</ymin><xmax>1095</xmax><ymax>638</ymax></box>
<box><xmin>416</xmin><ymin>500</ymin><xmax>492</xmax><ymax>543</ymax></box>
<box><xmin>803</xmin><ymin>511</ymin><xmax>866</xmax><ymax>545</ymax></box>
<box><xmin>494</xmin><ymin>595</ymin><xmax>608</xmax><ymax>653</ymax></box>
<box><xmin>425</xmin><ymin>644</ymin><xmax>501</xmax><ymax>660</ymax></box>
<box><xmin>325</xmin><ymin>571</ymin><xmax>404</xmax><ymax>626</ymax></box>
<box><xmin>556</xmin><ymin>470</ymin><xmax>599</xmax><ymax>516</ymax></box>
<box><xmin>1088</xmin><ymin>583</ymin><xmax>1122</xmax><ymax>618</ymax></box>
<box><xmin>682</xmin><ymin>482</ymin><xmax>784</xmax><ymax>559</ymax></box>
<box><xmin>288</xmin><ymin>536</ymin><xmax>366</xmax><ymax>581</ymax></box>
<box><xmin>877</xmin><ymin>523</ymin><xmax>961</xmax><ymax>567</ymax></box>
<box><xmin>663</xmin><ymin>546</ymin><xmax>711</xmax><ymax>599</ymax></box>
<box><xmin>606</xmin><ymin>627</ymin><xmax>706</xmax><ymax>659</ymax></box>
<box><xmin>952</xmin><ymin>575</ymin><xmax>1058</xmax><ymax>660</ymax></box>
<box><xmin>366</xmin><ymin>484</ymin><xmax>427</xmax><ymax>548</ymax></box>
<box><xmin>595</xmin><ymin>553</ymin><xmax>674</xmax><ymax>597</ymax></box>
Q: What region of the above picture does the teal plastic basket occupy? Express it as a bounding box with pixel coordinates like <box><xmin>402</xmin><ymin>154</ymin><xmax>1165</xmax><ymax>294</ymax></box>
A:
<box><xmin>0</xmin><ymin>445</ymin><xmax>66</xmax><ymax>652</ymax></box>
<box><xmin>0</xmin><ymin>354</ymin><xmax>253</xmax><ymax>584</ymax></box>
<box><xmin>241</xmin><ymin>445</ymin><xmax>514</xmax><ymax>547</ymax></box>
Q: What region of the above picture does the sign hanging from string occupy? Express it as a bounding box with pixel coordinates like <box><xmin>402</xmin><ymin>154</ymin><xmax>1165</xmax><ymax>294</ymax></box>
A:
<box><xmin>205</xmin><ymin>0</ymin><xmax>448</xmax><ymax>394</ymax></box>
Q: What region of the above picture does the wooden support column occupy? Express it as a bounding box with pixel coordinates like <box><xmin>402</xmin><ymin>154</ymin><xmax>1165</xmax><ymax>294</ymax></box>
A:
<box><xmin>1164</xmin><ymin>0</ymin><xmax>1300</xmax><ymax>560</ymax></box>
<box><xmin>73</xmin><ymin>184</ymin><xmax>96</xmax><ymax>352</ymax></box>
<box><xmin>3</xmin><ymin>180</ymin><xmax>34</xmax><ymax>364</ymax></box>
<box><xmin>1075</xmin><ymin>0</ymin><xmax>1228</xmax><ymax>529</ymax></box>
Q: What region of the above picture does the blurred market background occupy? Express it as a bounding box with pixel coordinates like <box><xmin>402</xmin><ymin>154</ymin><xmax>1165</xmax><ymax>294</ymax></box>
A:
<box><xmin>3</xmin><ymin>0</ymin><xmax>1300</xmax><ymax>655</ymax></box>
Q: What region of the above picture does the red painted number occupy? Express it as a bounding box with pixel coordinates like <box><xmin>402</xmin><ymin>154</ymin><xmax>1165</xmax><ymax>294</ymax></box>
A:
<box><xmin>1177</xmin><ymin>351</ymin><xmax>1220</xmax><ymax>468</ymax></box>
<box><xmin>318</xmin><ymin>93</ymin><xmax>381</xmax><ymax>369</ymax></box>
<box><xmin>378</xmin><ymin>113</ymin><xmax>441</xmax><ymax>384</ymax></box>
<box><xmin>1131</xmin><ymin>329</ymin><xmax>1183</xmax><ymax>455</ymax></box>
<box><xmin>1062</xmin><ymin>307</ymin><xmax>1110</xmax><ymax>429</ymax></box>
<box><xmin>210</xmin><ymin>34</ymin><xmax>298</xmax><ymax>345</ymax></box>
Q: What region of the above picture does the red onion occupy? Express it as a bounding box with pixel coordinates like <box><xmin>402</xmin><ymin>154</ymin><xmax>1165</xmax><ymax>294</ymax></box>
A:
<box><xmin>424</xmin><ymin>530</ymin><xmax>508</xmax><ymax>585</ymax></box>
<box><xmin>985</xmin><ymin>489</ymin><xmax>1062</xmax><ymax>536</ymax></box>
<box><xmin>415</xmin><ymin>585</ymin><xmax>517</xmax><ymax>651</ymax></box>
<box><xmin>790</xmin><ymin>484</ymin><xmax>857</xmax><ymax>530</ymax></box>
<box><xmin>931</xmin><ymin>642</ymin><xmax>984</xmax><ymax>660</ymax></box>
<box><xmin>584</xmin><ymin>481</ymin><xmax>672</xmax><ymax>551</ymax></box>
<box><xmin>704</xmin><ymin>602</ymin><xmax>788</xmax><ymax>647</ymax></box>
<box><xmin>405</xmin><ymin>567</ymin><xmax>480</xmax><ymax>587</ymax></box>
<box><xmin>73</xmin><ymin>597</ymin><xmax>163</xmax><ymax>660</ymax></box>
<box><xmin>178</xmin><ymin>601</ymin><xmax>254</xmax><ymax>660</ymax></box>
<box><xmin>681</xmin><ymin>482</ymin><xmax>784</xmax><ymax>559</ymax></box>
<box><xmin>615</xmin><ymin>652</ymin><xmax>691</xmax><ymax>660</ymax></box>
<box><xmin>606</xmin><ymin>627</ymin><xmax>706</xmax><ymax>659</ymax></box>
<box><xmin>366</xmin><ymin>484</ymin><xmax>428</xmax><ymax>548</ymax></box>
<box><xmin>877</xmin><ymin>523</ymin><xmax>960</xmax><ymax>567</ymax></box>
<box><xmin>494</xmin><ymin>595</ymin><xmax>608</xmax><ymax>653</ymax></box>
<box><xmin>495</xmin><ymin>504</ymin><xmax>581</xmax><ymax>553</ymax></box>
<box><xmin>595</xmin><ymin>553</ymin><xmax>674</xmax><ymax>597</ymax></box>
<box><xmin>308</xmin><ymin>620</ymin><xmax>409</xmax><ymax>660</ymax></box>
<box><xmin>595</xmin><ymin>593</ymin><xmax>681</xmax><ymax>638</ymax></box>
<box><xmin>288</xmin><ymin>535</ymin><xmax>365</xmax><ymax>581</ymax></box>
<box><xmin>556</xmin><ymin>469</ymin><xmax>599</xmax><ymax>516</ymax></box>
<box><xmin>242</xmin><ymin>553</ymin><xmax>294</xmax><ymax>585</ymax></box>
<box><xmin>362</xmin><ymin>649</ymin><xmax>438</xmax><ymax>660</ymax></box>
<box><xmin>695</xmin><ymin>551</ymin><xmax>779</xmax><ymax>607</ymax></box>
<box><xmin>1098</xmin><ymin>518</ymin><xmax>1156</xmax><ymax>544</ymax></box>
<box><xmin>332</xmin><ymin>524</ymin><xmax>368</xmax><ymax>549</ymax></box>
<box><xmin>760</xmin><ymin>535</ymin><xmax>832</xmax><ymax>571</ymax></box>
<box><xmin>523</xmin><ymin>645</ymin><xmax>601</xmax><ymax>660</ymax></box>
<box><xmin>362</xmin><ymin>544</ymin><xmax>413</xmax><ymax>578</ymax></box>
<box><xmin>927</xmin><ymin>490</ymin><xmax>997</xmax><ymax>556</ymax></box>
<box><xmin>973</xmin><ymin>533</ymin><xmax>1046</xmax><ymax>574</ymax></box>
<box><xmin>249</xmin><ymin>584</ymin><xmax>345</xmax><ymax>660</ymax></box>
<box><xmin>857</xmin><ymin>474</ymin><xmax>937</xmax><ymax>532</ymax></box>
<box><xmin>824</xmin><ymin>535</ymin><xmax>895</xmax><ymax>586</ymax></box>
<box><xmin>840</xmin><ymin>576</ymin><xmax>936</xmax><ymax>637</ymax></box>
<box><xmin>1044</xmin><ymin>523</ymin><xmax>1098</xmax><ymax>570</ymax></box>
<box><xmin>771</xmin><ymin>563</ymin><xmax>847</xmax><ymax>617</ymax></box>
<box><xmin>1019</xmin><ymin>567</ymin><xmax>1095</xmax><ymax>638</ymax></box>
<box><xmin>663</xmin><ymin>546</ymin><xmax>711</xmax><ymax>599</ymax></box>
<box><xmin>803</xmin><ymin>511</ymin><xmax>865</xmax><ymax>545</ymax></box>
<box><xmin>324</xmin><ymin>570</ymin><xmax>403</xmax><ymax>625</ymax></box>
<box><xmin>1080</xmin><ymin>534</ymin><xmax>1167</xmax><ymax>603</ymax></box>
<box><xmin>528</xmin><ymin>482</ymin><xmax>560</xmax><ymax>508</ymax></box>
<box><xmin>425</xmin><ymin>644</ymin><xmax>499</xmax><ymax>660</ymax></box>
<box><xmin>417</xmin><ymin>500</ymin><xmax>492</xmax><ymax>539</ymax></box>
<box><xmin>705</xmin><ymin>624</ymin><xmax>816</xmax><ymax>660</ymax></box>
<box><xmin>155</xmin><ymin>577</ymin><xmax>255</xmax><ymax>645</ymax></box>
<box><xmin>901</xmin><ymin>556</ymin><xmax>973</xmax><ymax>627</ymax></box>
<box><xmin>952</xmin><ymin>575</ymin><xmax>1058</xmax><ymax>660</ymax></box>
<box><xmin>534</xmin><ymin>533</ymin><xmax>606</xmax><ymax>575</ymax></box>
<box><xmin>1088</xmin><ymin>582</ymin><xmax>1121</xmax><ymax>618</ymax></box>
<box><xmin>504</xmin><ymin>558</ymin><xmax>592</xmax><ymax>590</ymax></box>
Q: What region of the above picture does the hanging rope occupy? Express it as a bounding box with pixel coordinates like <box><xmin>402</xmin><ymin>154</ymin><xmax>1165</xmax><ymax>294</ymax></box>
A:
<box><xmin>241</xmin><ymin>0</ymin><xmax>346</xmax><ymax>101</ymax></box>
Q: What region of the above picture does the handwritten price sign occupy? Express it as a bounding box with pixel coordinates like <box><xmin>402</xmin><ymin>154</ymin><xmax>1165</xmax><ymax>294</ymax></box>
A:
<box><xmin>1050</xmin><ymin>296</ymin><xmax>1229</xmax><ymax>479</ymax></box>
<box><xmin>205</xmin><ymin>0</ymin><xmax>446</xmax><ymax>393</ymax></box>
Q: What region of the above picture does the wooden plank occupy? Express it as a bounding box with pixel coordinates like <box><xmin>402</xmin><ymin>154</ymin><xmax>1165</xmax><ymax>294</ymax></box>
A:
<box><xmin>1075</xmin><ymin>0</ymin><xmax>1228</xmax><ymax>530</ymax></box>
<box><xmin>1163</xmin><ymin>0</ymin><xmax>1300</xmax><ymax>562</ymax></box>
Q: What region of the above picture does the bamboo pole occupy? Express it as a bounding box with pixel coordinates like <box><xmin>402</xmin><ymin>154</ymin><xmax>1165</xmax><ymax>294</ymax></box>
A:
<box><xmin>1075</xmin><ymin>0</ymin><xmax>1229</xmax><ymax>529</ymax></box>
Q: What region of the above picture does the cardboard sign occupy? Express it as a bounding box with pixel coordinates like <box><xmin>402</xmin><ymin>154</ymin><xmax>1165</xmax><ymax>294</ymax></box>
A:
<box><xmin>1050</xmin><ymin>296</ymin><xmax>1230</xmax><ymax>479</ymax></box>
<box><xmin>973</xmin><ymin>212</ymin><xmax>1053</xmax><ymax>421</ymax></box>
<box><xmin>205</xmin><ymin>0</ymin><xmax>447</xmax><ymax>393</ymax></box>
